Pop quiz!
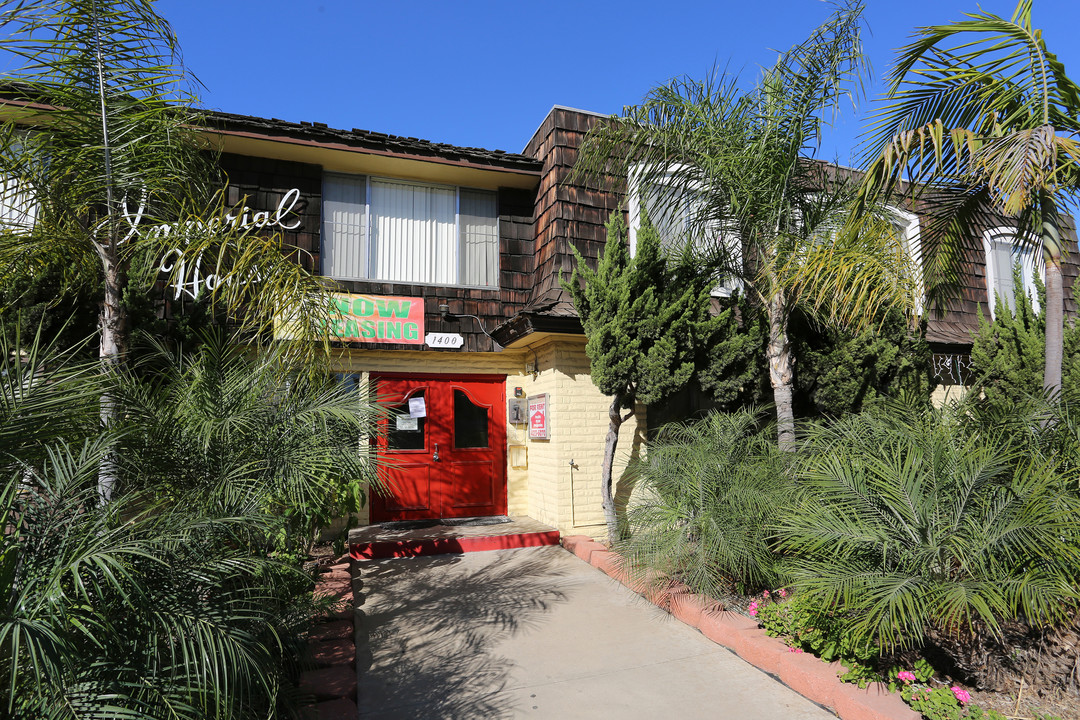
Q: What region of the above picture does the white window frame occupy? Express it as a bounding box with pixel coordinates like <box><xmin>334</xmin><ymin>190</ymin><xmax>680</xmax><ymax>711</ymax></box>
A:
<box><xmin>888</xmin><ymin>207</ymin><xmax>923</xmax><ymax>317</ymax></box>
<box><xmin>982</xmin><ymin>227</ymin><xmax>1043</xmax><ymax>319</ymax></box>
<box><xmin>321</xmin><ymin>173</ymin><xmax>499</xmax><ymax>289</ymax></box>
<box><xmin>626</xmin><ymin>164</ymin><xmax>742</xmax><ymax>297</ymax></box>
<box><xmin>0</xmin><ymin>131</ymin><xmax>38</xmax><ymax>231</ymax></box>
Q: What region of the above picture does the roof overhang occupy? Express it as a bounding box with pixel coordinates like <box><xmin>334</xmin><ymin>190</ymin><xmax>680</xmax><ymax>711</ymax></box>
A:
<box><xmin>493</xmin><ymin>312</ymin><xmax>583</xmax><ymax>348</ymax></box>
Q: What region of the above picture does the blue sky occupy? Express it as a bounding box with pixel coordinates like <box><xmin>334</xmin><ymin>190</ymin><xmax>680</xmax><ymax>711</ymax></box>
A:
<box><xmin>156</xmin><ymin>1</ymin><xmax>1080</xmax><ymax>166</ymax></box>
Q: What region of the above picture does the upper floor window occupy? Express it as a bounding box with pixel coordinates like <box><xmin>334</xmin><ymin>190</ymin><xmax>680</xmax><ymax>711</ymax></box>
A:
<box><xmin>627</xmin><ymin>168</ymin><xmax>741</xmax><ymax>297</ymax></box>
<box><xmin>889</xmin><ymin>208</ymin><xmax>923</xmax><ymax>316</ymax></box>
<box><xmin>0</xmin><ymin>133</ymin><xmax>38</xmax><ymax>230</ymax></box>
<box><xmin>322</xmin><ymin>173</ymin><xmax>498</xmax><ymax>288</ymax></box>
<box><xmin>982</xmin><ymin>227</ymin><xmax>1041</xmax><ymax>319</ymax></box>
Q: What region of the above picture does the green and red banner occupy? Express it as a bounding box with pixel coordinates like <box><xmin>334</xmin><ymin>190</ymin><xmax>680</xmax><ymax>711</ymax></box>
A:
<box><xmin>328</xmin><ymin>294</ymin><xmax>424</xmax><ymax>344</ymax></box>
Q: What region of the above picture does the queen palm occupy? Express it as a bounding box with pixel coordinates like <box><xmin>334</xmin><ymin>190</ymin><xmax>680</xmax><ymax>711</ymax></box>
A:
<box><xmin>574</xmin><ymin>0</ymin><xmax>916</xmax><ymax>450</ymax></box>
<box><xmin>0</xmin><ymin>1</ymin><xmax>340</xmax><ymax>497</ymax></box>
<box><xmin>858</xmin><ymin>0</ymin><xmax>1080</xmax><ymax>397</ymax></box>
<box><xmin>0</xmin><ymin>0</ymin><xmax>336</xmax><ymax>364</ymax></box>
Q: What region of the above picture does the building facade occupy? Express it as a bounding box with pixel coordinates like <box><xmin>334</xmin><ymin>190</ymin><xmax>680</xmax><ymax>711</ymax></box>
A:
<box><xmin>12</xmin><ymin>98</ymin><xmax>1067</xmax><ymax>538</ymax></box>
<box><xmin>190</xmin><ymin>106</ymin><xmax>641</xmax><ymax>538</ymax></box>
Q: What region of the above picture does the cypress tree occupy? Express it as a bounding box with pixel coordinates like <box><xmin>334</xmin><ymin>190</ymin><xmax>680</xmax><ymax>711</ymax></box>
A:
<box><xmin>565</xmin><ymin>211</ymin><xmax>717</xmax><ymax>544</ymax></box>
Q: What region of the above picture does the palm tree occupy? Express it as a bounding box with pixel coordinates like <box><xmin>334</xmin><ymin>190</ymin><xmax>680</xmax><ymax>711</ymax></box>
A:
<box><xmin>115</xmin><ymin>330</ymin><xmax>384</xmax><ymax>556</ymax></box>
<box><xmin>857</xmin><ymin>0</ymin><xmax>1080</xmax><ymax>397</ymax></box>
<box><xmin>574</xmin><ymin>0</ymin><xmax>916</xmax><ymax>450</ymax></box>
<box><xmin>0</xmin><ymin>1</ymin><xmax>340</xmax><ymax>497</ymax></box>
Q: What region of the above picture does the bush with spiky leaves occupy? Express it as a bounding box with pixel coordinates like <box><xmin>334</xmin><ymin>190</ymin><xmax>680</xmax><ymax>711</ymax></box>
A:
<box><xmin>619</xmin><ymin>408</ymin><xmax>793</xmax><ymax>596</ymax></box>
<box><xmin>777</xmin><ymin>403</ymin><xmax>1080</xmax><ymax>652</ymax></box>
<box><xmin>0</xmin><ymin>325</ymin><xmax>323</xmax><ymax>720</ymax></box>
<box><xmin>115</xmin><ymin>329</ymin><xmax>384</xmax><ymax>557</ymax></box>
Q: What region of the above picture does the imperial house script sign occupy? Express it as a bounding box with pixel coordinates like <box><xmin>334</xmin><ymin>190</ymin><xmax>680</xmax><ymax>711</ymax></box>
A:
<box><xmin>121</xmin><ymin>188</ymin><xmax>305</xmax><ymax>300</ymax></box>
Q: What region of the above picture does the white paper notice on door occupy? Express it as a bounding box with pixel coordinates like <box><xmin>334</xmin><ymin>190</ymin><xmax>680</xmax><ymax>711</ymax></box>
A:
<box><xmin>396</xmin><ymin>415</ymin><xmax>419</xmax><ymax>431</ymax></box>
<box><xmin>408</xmin><ymin>397</ymin><xmax>427</xmax><ymax>418</ymax></box>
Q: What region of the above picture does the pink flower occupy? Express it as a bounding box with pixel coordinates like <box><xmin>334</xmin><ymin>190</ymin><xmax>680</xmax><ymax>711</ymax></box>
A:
<box><xmin>778</xmin><ymin>588</ymin><xmax>787</xmax><ymax>598</ymax></box>
<box><xmin>748</xmin><ymin>601</ymin><xmax>759</xmax><ymax>617</ymax></box>
<box><xmin>897</xmin><ymin>671</ymin><xmax>916</xmax><ymax>683</ymax></box>
<box><xmin>788</xmin><ymin>647</ymin><xmax>804</xmax><ymax>653</ymax></box>
<box><xmin>763</xmin><ymin>590</ymin><xmax>770</xmax><ymax>598</ymax></box>
<box><xmin>951</xmin><ymin>687</ymin><xmax>970</xmax><ymax>705</ymax></box>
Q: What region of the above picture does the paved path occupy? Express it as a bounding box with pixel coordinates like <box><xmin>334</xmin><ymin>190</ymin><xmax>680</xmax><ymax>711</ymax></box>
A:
<box><xmin>355</xmin><ymin>544</ymin><xmax>836</xmax><ymax>719</ymax></box>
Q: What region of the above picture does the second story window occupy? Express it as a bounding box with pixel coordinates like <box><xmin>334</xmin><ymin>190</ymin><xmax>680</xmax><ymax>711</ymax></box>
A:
<box><xmin>982</xmin><ymin>227</ymin><xmax>1041</xmax><ymax>318</ymax></box>
<box><xmin>627</xmin><ymin>168</ymin><xmax>742</xmax><ymax>297</ymax></box>
<box><xmin>322</xmin><ymin>173</ymin><xmax>499</xmax><ymax>288</ymax></box>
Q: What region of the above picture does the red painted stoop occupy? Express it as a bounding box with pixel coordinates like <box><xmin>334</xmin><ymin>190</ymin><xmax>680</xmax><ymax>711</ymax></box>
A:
<box><xmin>349</xmin><ymin>517</ymin><xmax>560</xmax><ymax>559</ymax></box>
<box><xmin>560</xmin><ymin>535</ymin><xmax>921</xmax><ymax>720</ymax></box>
<box><xmin>300</xmin><ymin>557</ymin><xmax>358</xmax><ymax>719</ymax></box>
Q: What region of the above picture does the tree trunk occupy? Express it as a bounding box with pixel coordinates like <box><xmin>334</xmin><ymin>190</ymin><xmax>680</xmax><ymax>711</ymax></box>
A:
<box><xmin>1043</xmin><ymin>248</ymin><xmax>1064</xmax><ymax>399</ymax></box>
<box><xmin>98</xmin><ymin>255</ymin><xmax>127</xmax><ymax>502</ymax></box>
<box><xmin>601</xmin><ymin>396</ymin><xmax>624</xmax><ymax>545</ymax></box>
<box><xmin>766</xmin><ymin>289</ymin><xmax>796</xmax><ymax>452</ymax></box>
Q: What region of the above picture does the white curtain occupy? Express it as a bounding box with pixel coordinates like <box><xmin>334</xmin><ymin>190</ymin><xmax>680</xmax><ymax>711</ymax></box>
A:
<box><xmin>460</xmin><ymin>189</ymin><xmax>498</xmax><ymax>287</ymax></box>
<box><xmin>371</xmin><ymin>179</ymin><xmax>456</xmax><ymax>285</ymax></box>
<box><xmin>322</xmin><ymin>173</ymin><xmax>368</xmax><ymax>280</ymax></box>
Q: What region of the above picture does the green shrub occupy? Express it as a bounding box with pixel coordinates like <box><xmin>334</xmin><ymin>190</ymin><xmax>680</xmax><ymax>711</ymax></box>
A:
<box><xmin>970</xmin><ymin>265</ymin><xmax>1080</xmax><ymax>416</ymax></box>
<box><xmin>776</xmin><ymin>403</ymin><xmax>1080</xmax><ymax>651</ymax></box>
<box><xmin>790</xmin><ymin>307</ymin><xmax>936</xmax><ymax>417</ymax></box>
<box><xmin>116</xmin><ymin>330</ymin><xmax>383</xmax><ymax>556</ymax></box>
<box><xmin>756</xmin><ymin>592</ymin><xmax>881</xmax><ymax>686</ymax></box>
<box><xmin>618</xmin><ymin>408</ymin><xmax>793</xmax><ymax>596</ymax></box>
<box><xmin>0</xmin><ymin>328</ymin><xmax>317</xmax><ymax>719</ymax></box>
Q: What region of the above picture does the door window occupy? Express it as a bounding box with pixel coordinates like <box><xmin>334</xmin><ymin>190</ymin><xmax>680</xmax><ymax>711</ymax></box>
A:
<box><xmin>453</xmin><ymin>388</ymin><xmax>489</xmax><ymax>449</ymax></box>
<box><xmin>387</xmin><ymin>389</ymin><xmax>426</xmax><ymax>451</ymax></box>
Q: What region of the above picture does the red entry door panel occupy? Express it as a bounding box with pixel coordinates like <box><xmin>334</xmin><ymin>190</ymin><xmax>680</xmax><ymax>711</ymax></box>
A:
<box><xmin>371</xmin><ymin>374</ymin><xmax>506</xmax><ymax>522</ymax></box>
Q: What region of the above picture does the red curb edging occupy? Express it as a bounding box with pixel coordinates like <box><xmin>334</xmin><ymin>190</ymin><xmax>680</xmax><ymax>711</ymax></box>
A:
<box><xmin>560</xmin><ymin>537</ymin><xmax>921</xmax><ymax>720</ymax></box>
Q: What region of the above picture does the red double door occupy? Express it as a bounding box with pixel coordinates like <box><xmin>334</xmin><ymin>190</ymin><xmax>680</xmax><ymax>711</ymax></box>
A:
<box><xmin>371</xmin><ymin>374</ymin><xmax>507</xmax><ymax>522</ymax></box>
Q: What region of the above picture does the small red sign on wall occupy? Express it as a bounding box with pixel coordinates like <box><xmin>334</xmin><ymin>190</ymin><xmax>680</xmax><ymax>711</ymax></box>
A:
<box><xmin>528</xmin><ymin>393</ymin><xmax>549</xmax><ymax>440</ymax></box>
<box><xmin>328</xmin><ymin>294</ymin><xmax>424</xmax><ymax>344</ymax></box>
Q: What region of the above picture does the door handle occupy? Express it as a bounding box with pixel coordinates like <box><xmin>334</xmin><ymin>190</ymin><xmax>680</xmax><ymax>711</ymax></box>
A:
<box><xmin>433</xmin><ymin>443</ymin><xmax>439</xmax><ymax>461</ymax></box>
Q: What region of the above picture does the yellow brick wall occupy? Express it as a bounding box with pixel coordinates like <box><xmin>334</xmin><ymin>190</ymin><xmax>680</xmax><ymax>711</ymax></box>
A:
<box><xmin>330</xmin><ymin>337</ymin><xmax>646</xmax><ymax>540</ymax></box>
<box><xmin>931</xmin><ymin>383</ymin><xmax>971</xmax><ymax>407</ymax></box>
<box><xmin>552</xmin><ymin>340</ymin><xmax>645</xmax><ymax>540</ymax></box>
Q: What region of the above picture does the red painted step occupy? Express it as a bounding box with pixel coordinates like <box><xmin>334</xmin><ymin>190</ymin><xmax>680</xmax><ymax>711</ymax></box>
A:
<box><xmin>351</xmin><ymin>529</ymin><xmax>561</xmax><ymax>559</ymax></box>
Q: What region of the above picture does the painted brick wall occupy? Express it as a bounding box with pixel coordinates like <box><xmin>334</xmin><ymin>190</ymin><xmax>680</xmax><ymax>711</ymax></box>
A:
<box><xmin>552</xmin><ymin>341</ymin><xmax>645</xmax><ymax>539</ymax></box>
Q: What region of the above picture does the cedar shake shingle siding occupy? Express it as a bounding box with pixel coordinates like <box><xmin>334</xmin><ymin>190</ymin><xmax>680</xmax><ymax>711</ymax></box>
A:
<box><xmin>219</xmin><ymin>153</ymin><xmax>322</xmax><ymax>273</ymax></box>
<box><xmin>199</xmin><ymin>105</ymin><xmax>1080</xmax><ymax>362</ymax></box>
<box><xmin>911</xmin><ymin>196</ymin><xmax>1079</xmax><ymax>349</ymax></box>
<box><xmin>522</xmin><ymin>107</ymin><xmax>623</xmax><ymax>317</ymax></box>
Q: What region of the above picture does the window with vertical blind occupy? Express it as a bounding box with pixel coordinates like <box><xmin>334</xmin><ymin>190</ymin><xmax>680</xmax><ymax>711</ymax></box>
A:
<box><xmin>983</xmin><ymin>228</ymin><xmax>1041</xmax><ymax>319</ymax></box>
<box><xmin>321</xmin><ymin>173</ymin><xmax>499</xmax><ymax>288</ymax></box>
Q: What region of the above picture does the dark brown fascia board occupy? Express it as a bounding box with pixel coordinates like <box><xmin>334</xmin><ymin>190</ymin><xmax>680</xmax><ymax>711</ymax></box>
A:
<box><xmin>0</xmin><ymin>91</ymin><xmax>543</xmax><ymax>179</ymax></box>
<box><xmin>204</xmin><ymin>110</ymin><xmax>543</xmax><ymax>178</ymax></box>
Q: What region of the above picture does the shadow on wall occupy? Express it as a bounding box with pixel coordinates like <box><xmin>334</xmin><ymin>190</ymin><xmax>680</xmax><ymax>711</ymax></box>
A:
<box><xmin>613</xmin><ymin>418</ymin><xmax>646</xmax><ymax>537</ymax></box>
<box><xmin>355</xmin><ymin>551</ymin><xmax>572</xmax><ymax>719</ymax></box>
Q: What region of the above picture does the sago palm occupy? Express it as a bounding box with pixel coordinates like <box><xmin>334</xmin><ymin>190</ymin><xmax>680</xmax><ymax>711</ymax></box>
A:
<box><xmin>858</xmin><ymin>0</ymin><xmax>1080</xmax><ymax>396</ymax></box>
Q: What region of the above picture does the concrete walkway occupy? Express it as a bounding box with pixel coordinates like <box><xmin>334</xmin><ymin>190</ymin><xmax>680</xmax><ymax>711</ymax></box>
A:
<box><xmin>354</xmin><ymin>544</ymin><xmax>836</xmax><ymax>719</ymax></box>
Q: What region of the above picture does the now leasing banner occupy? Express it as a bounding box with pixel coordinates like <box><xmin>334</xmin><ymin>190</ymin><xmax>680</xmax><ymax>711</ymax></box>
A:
<box><xmin>327</xmin><ymin>294</ymin><xmax>424</xmax><ymax>344</ymax></box>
